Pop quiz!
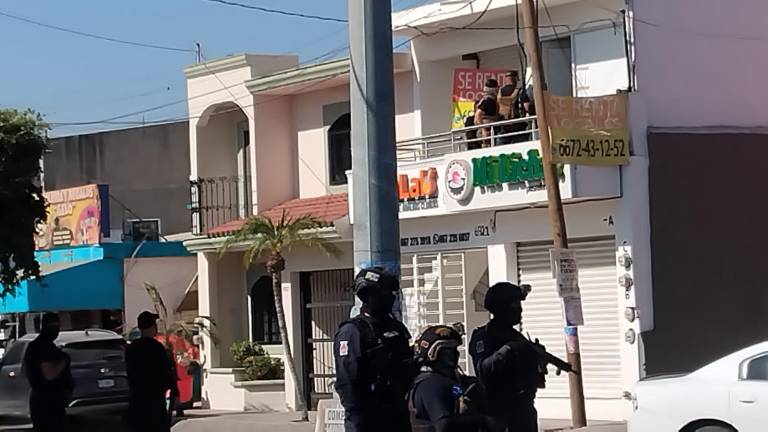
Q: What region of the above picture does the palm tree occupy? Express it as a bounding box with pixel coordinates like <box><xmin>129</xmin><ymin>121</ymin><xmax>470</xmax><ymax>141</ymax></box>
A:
<box><xmin>221</xmin><ymin>210</ymin><xmax>340</xmax><ymax>422</ymax></box>
<box><xmin>144</xmin><ymin>282</ymin><xmax>215</xmax><ymax>344</ymax></box>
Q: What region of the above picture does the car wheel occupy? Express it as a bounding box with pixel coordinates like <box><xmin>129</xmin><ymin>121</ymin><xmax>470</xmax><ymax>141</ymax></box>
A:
<box><xmin>686</xmin><ymin>423</ymin><xmax>736</xmax><ymax>432</ymax></box>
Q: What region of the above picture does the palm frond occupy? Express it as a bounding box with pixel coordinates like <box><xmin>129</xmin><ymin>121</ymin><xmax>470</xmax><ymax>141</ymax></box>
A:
<box><xmin>144</xmin><ymin>282</ymin><xmax>168</xmax><ymax>322</ymax></box>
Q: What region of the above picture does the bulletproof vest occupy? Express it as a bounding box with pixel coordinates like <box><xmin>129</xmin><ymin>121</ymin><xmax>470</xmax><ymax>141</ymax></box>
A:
<box><xmin>407</xmin><ymin>373</ymin><xmax>459</xmax><ymax>432</ymax></box>
<box><xmin>471</xmin><ymin>325</ymin><xmax>544</xmax><ymax>394</ymax></box>
<box><xmin>344</xmin><ymin>315</ymin><xmax>413</xmax><ymax>402</ymax></box>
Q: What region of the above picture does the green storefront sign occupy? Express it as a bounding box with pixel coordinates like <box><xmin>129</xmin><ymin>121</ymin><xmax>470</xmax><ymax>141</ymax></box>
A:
<box><xmin>471</xmin><ymin>149</ymin><xmax>547</xmax><ymax>187</ymax></box>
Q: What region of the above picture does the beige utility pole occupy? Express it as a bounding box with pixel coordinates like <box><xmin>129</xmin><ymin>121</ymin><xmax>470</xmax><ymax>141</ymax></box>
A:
<box><xmin>520</xmin><ymin>0</ymin><xmax>587</xmax><ymax>427</ymax></box>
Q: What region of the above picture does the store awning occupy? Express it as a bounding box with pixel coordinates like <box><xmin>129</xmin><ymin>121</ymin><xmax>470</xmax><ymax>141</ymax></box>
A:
<box><xmin>0</xmin><ymin>258</ymin><xmax>123</xmax><ymax>314</ymax></box>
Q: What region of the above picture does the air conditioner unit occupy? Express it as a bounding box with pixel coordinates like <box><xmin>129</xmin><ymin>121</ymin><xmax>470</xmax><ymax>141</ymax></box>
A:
<box><xmin>124</xmin><ymin>219</ymin><xmax>161</xmax><ymax>242</ymax></box>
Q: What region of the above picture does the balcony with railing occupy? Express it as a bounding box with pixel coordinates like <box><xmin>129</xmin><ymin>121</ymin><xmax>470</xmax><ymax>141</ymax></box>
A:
<box><xmin>189</xmin><ymin>176</ymin><xmax>253</xmax><ymax>236</ymax></box>
<box><xmin>396</xmin><ymin>116</ymin><xmax>539</xmax><ymax>162</ymax></box>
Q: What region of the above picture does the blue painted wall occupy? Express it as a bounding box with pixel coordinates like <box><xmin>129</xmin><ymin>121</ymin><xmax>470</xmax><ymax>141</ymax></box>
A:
<box><xmin>0</xmin><ymin>241</ymin><xmax>190</xmax><ymax>313</ymax></box>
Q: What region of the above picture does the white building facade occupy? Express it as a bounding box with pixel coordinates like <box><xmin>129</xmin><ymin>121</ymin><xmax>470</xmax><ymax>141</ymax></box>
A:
<box><xmin>182</xmin><ymin>0</ymin><xmax>654</xmax><ymax>421</ymax></box>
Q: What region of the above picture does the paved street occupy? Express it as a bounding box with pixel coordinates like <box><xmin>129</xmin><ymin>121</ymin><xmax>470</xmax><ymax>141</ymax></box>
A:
<box><xmin>0</xmin><ymin>410</ymin><xmax>626</xmax><ymax>432</ymax></box>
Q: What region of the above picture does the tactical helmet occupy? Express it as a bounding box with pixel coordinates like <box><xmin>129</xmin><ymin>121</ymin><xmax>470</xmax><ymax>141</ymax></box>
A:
<box><xmin>414</xmin><ymin>325</ymin><xmax>463</xmax><ymax>363</ymax></box>
<box><xmin>483</xmin><ymin>282</ymin><xmax>531</xmax><ymax>314</ymax></box>
<box><xmin>352</xmin><ymin>267</ymin><xmax>399</xmax><ymax>301</ymax></box>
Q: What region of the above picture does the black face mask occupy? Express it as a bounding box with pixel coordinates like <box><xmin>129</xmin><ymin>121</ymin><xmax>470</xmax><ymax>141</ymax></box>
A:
<box><xmin>40</xmin><ymin>325</ymin><xmax>60</xmax><ymax>341</ymax></box>
<box><xmin>434</xmin><ymin>348</ymin><xmax>460</xmax><ymax>371</ymax></box>
<box><xmin>366</xmin><ymin>291</ymin><xmax>395</xmax><ymax>318</ymax></box>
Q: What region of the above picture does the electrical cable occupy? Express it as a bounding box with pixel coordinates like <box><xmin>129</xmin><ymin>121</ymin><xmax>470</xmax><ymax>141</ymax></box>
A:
<box><xmin>582</xmin><ymin>0</ymin><xmax>768</xmax><ymax>41</ymax></box>
<box><xmin>0</xmin><ymin>9</ymin><xmax>196</xmax><ymax>53</ymax></box>
<box><xmin>201</xmin><ymin>0</ymin><xmax>346</xmax><ymax>23</ymax></box>
<box><xmin>541</xmin><ymin>0</ymin><xmax>587</xmax><ymax>94</ymax></box>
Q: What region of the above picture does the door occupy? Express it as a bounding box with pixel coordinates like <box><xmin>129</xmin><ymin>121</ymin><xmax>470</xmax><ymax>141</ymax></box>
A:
<box><xmin>302</xmin><ymin>269</ymin><xmax>354</xmax><ymax>409</ymax></box>
<box><xmin>730</xmin><ymin>352</ymin><xmax>768</xmax><ymax>431</ymax></box>
<box><xmin>0</xmin><ymin>341</ymin><xmax>29</xmax><ymax>416</ymax></box>
<box><xmin>517</xmin><ymin>238</ymin><xmax>622</xmax><ymax>400</ymax></box>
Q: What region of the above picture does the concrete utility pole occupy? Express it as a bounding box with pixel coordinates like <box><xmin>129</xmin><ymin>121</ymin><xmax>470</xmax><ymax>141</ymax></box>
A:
<box><xmin>348</xmin><ymin>0</ymin><xmax>401</xmax><ymax>282</ymax></box>
<box><xmin>520</xmin><ymin>0</ymin><xmax>587</xmax><ymax>427</ymax></box>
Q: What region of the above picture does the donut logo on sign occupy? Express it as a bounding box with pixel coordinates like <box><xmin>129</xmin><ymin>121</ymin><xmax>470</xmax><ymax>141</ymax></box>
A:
<box><xmin>444</xmin><ymin>160</ymin><xmax>473</xmax><ymax>202</ymax></box>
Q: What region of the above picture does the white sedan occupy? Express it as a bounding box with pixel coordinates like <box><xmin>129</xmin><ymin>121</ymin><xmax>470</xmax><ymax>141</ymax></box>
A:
<box><xmin>629</xmin><ymin>341</ymin><xmax>768</xmax><ymax>432</ymax></box>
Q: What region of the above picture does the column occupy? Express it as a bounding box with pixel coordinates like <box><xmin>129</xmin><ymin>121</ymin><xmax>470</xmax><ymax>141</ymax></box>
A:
<box><xmin>197</xmin><ymin>252</ymin><xmax>220</xmax><ymax>369</ymax></box>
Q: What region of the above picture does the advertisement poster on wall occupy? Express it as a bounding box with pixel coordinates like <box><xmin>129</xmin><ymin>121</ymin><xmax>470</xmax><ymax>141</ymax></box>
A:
<box><xmin>545</xmin><ymin>92</ymin><xmax>630</xmax><ymax>165</ymax></box>
<box><xmin>35</xmin><ymin>184</ymin><xmax>110</xmax><ymax>250</ymax></box>
<box><xmin>451</xmin><ymin>68</ymin><xmax>507</xmax><ymax>129</ymax></box>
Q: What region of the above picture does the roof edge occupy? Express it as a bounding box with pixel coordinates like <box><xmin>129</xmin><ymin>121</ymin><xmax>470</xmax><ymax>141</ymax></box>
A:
<box><xmin>245</xmin><ymin>58</ymin><xmax>349</xmax><ymax>94</ymax></box>
<box><xmin>245</xmin><ymin>52</ymin><xmax>412</xmax><ymax>94</ymax></box>
<box><xmin>185</xmin><ymin>54</ymin><xmax>254</xmax><ymax>79</ymax></box>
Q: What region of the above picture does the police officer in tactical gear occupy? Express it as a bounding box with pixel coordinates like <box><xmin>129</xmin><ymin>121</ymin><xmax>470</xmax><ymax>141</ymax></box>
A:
<box><xmin>334</xmin><ymin>267</ymin><xmax>414</xmax><ymax>432</ymax></box>
<box><xmin>409</xmin><ymin>325</ymin><xmax>496</xmax><ymax>432</ymax></box>
<box><xmin>469</xmin><ymin>282</ymin><xmax>542</xmax><ymax>432</ymax></box>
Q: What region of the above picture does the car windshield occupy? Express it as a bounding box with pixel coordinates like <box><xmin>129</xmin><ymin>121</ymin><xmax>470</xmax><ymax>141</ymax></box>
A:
<box><xmin>65</xmin><ymin>339</ymin><xmax>126</xmax><ymax>363</ymax></box>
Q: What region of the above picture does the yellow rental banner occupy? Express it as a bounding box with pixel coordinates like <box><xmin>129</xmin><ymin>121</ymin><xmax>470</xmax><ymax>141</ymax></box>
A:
<box><xmin>452</xmin><ymin>100</ymin><xmax>475</xmax><ymax>130</ymax></box>
<box><xmin>545</xmin><ymin>92</ymin><xmax>630</xmax><ymax>165</ymax></box>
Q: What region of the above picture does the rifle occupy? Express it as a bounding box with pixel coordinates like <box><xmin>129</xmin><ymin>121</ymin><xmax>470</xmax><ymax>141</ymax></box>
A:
<box><xmin>524</xmin><ymin>335</ymin><xmax>579</xmax><ymax>376</ymax></box>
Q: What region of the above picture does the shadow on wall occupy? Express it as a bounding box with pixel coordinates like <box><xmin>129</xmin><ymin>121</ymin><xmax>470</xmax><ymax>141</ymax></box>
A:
<box><xmin>643</xmin><ymin>131</ymin><xmax>768</xmax><ymax>375</ymax></box>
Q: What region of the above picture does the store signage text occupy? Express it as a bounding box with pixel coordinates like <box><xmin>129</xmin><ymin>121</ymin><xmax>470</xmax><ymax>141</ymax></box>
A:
<box><xmin>472</xmin><ymin>149</ymin><xmax>546</xmax><ymax>188</ymax></box>
<box><xmin>401</xmin><ymin>231</ymin><xmax>472</xmax><ymax>248</ymax></box>
<box><xmin>398</xmin><ymin>168</ymin><xmax>438</xmax><ymax>212</ymax></box>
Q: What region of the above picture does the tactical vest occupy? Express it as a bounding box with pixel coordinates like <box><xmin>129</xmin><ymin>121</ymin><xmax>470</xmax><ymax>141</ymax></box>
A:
<box><xmin>470</xmin><ymin>325</ymin><xmax>544</xmax><ymax>395</ymax></box>
<box><xmin>407</xmin><ymin>372</ymin><xmax>486</xmax><ymax>432</ymax></box>
<box><xmin>341</xmin><ymin>315</ymin><xmax>413</xmax><ymax>403</ymax></box>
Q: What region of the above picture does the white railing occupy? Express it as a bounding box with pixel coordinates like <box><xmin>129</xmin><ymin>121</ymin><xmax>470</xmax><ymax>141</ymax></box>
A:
<box><xmin>396</xmin><ymin>116</ymin><xmax>539</xmax><ymax>162</ymax></box>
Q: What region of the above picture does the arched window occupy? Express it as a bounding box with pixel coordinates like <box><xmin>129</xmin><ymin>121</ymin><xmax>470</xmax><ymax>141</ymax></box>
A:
<box><xmin>251</xmin><ymin>276</ymin><xmax>281</xmax><ymax>344</ymax></box>
<box><xmin>328</xmin><ymin>113</ymin><xmax>351</xmax><ymax>186</ymax></box>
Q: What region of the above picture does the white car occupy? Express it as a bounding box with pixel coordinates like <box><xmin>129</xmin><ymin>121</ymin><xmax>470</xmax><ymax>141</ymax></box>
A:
<box><xmin>629</xmin><ymin>341</ymin><xmax>768</xmax><ymax>432</ymax></box>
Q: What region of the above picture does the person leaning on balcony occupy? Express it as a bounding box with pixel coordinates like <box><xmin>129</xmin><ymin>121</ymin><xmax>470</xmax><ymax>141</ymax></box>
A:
<box><xmin>498</xmin><ymin>71</ymin><xmax>532</xmax><ymax>144</ymax></box>
<box><xmin>473</xmin><ymin>78</ymin><xmax>501</xmax><ymax>147</ymax></box>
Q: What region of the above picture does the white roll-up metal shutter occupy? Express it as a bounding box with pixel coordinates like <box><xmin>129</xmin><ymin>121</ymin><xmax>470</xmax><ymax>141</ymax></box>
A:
<box><xmin>402</xmin><ymin>252</ymin><xmax>469</xmax><ymax>371</ymax></box>
<box><xmin>517</xmin><ymin>238</ymin><xmax>621</xmax><ymax>399</ymax></box>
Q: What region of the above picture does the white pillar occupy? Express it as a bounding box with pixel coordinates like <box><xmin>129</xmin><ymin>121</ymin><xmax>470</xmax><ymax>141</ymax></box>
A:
<box><xmin>281</xmin><ymin>271</ymin><xmax>304</xmax><ymax>411</ymax></box>
<box><xmin>613</xmin><ymin>92</ymin><xmax>654</xmax><ymax>418</ymax></box>
<box><xmin>197</xmin><ymin>252</ymin><xmax>220</xmax><ymax>369</ymax></box>
<box><xmin>487</xmin><ymin>243</ymin><xmax>518</xmax><ymax>285</ymax></box>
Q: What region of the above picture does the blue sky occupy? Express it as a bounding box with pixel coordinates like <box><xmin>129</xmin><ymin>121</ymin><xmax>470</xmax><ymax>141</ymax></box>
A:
<box><xmin>0</xmin><ymin>0</ymin><xmax>425</xmax><ymax>136</ymax></box>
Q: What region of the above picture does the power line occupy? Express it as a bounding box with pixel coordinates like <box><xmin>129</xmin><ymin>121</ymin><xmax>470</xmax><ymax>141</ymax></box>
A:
<box><xmin>582</xmin><ymin>0</ymin><xmax>768</xmax><ymax>41</ymax></box>
<box><xmin>0</xmin><ymin>9</ymin><xmax>196</xmax><ymax>53</ymax></box>
<box><xmin>201</xmin><ymin>0</ymin><xmax>347</xmax><ymax>23</ymax></box>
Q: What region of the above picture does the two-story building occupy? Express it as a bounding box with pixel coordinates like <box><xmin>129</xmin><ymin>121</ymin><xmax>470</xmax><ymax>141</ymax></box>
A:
<box><xmin>181</xmin><ymin>0</ymin><xmax>652</xmax><ymax>421</ymax></box>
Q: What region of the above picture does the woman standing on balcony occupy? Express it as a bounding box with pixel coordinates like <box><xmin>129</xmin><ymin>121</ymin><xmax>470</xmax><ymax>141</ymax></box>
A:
<box><xmin>473</xmin><ymin>78</ymin><xmax>501</xmax><ymax>148</ymax></box>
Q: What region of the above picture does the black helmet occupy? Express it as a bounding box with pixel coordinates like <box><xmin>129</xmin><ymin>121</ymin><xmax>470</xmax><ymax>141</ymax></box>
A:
<box><xmin>414</xmin><ymin>325</ymin><xmax>463</xmax><ymax>363</ymax></box>
<box><xmin>353</xmin><ymin>267</ymin><xmax>399</xmax><ymax>302</ymax></box>
<box><xmin>484</xmin><ymin>282</ymin><xmax>531</xmax><ymax>314</ymax></box>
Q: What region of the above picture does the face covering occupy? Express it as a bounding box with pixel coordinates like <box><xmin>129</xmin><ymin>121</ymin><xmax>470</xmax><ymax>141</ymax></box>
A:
<box><xmin>434</xmin><ymin>348</ymin><xmax>460</xmax><ymax>371</ymax></box>
<box><xmin>40</xmin><ymin>324</ymin><xmax>60</xmax><ymax>341</ymax></box>
<box><xmin>366</xmin><ymin>291</ymin><xmax>395</xmax><ymax>317</ymax></box>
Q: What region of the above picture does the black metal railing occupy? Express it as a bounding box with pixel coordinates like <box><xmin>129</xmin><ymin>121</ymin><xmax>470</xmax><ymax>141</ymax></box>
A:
<box><xmin>190</xmin><ymin>176</ymin><xmax>252</xmax><ymax>235</ymax></box>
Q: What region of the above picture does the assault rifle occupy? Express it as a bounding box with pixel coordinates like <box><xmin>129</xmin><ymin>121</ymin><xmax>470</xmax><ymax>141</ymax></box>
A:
<box><xmin>525</xmin><ymin>334</ymin><xmax>579</xmax><ymax>376</ymax></box>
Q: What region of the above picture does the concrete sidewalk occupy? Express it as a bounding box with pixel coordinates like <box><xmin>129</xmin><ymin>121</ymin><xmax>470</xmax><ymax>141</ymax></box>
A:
<box><xmin>171</xmin><ymin>411</ymin><xmax>626</xmax><ymax>432</ymax></box>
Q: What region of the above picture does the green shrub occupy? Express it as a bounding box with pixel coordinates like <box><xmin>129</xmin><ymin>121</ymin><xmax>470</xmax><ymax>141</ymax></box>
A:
<box><xmin>230</xmin><ymin>341</ymin><xmax>285</xmax><ymax>381</ymax></box>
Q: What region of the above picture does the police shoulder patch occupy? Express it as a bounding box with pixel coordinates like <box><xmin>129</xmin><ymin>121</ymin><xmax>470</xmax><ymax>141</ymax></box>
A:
<box><xmin>475</xmin><ymin>340</ymin><xmax>485</xmax><ymax>354</ymax></box>
<box><xmin>339</xmin><ymin>341</ymin><xmax>349</xmax><ymax>356</ymax></box>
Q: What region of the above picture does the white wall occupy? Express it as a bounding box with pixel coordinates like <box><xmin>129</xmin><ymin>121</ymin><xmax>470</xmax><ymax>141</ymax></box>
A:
<box><xmin>292</xmin><ymin>85</ymin><xmax>350</xmax><ymax>199</ymax></box>
<box><xmin>293</xmin><ymin>73</ymin><xmax>416</xmax><ymax>199</ymax></box>
<box><xmin>195</xmin><ymin>107</ymin><xmax>248</xmax><ymax>178</ymax></box>
<box><xmin>253</xmin><ymin>95</ymin><xmax>297</xmax><ymax>211</ymax></box>
<box><xmin>410</xmin><ymin>0</ymin><xmax>625</xmax><ymax>136</ymax></box>
<box><xmin>197</xmin><ymin>251</ymin><xmax>248</xmax><ymax>370</ymax></box>
<box><xmin>123</xmin><ymin>256</ymin><xmax>197</xmax><ymax>329</ymax></box>
<box><xmin>634</xmin><ymin>0</ymin><xmax>768</xmax><ymax>127</ymax></box>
